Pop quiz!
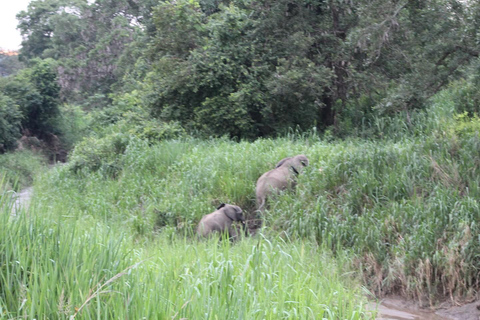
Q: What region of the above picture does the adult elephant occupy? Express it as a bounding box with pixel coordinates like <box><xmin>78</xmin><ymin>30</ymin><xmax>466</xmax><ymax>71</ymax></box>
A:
<box><xmin>197</xmin><ymin>203</ymin><xmax>245</xmax><ymax>240</ymax></box>
<box><xmin>255</xmin><ymin>155</ymin><xmax>309</xmax><ymax>212</ymax></box>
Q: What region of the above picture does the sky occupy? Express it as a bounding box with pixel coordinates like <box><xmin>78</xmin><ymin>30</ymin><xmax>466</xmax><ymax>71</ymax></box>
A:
<box><xmin>0</xmin><ymin>0</ymin><xmax>31</xmax><ymax>50</ymax></box>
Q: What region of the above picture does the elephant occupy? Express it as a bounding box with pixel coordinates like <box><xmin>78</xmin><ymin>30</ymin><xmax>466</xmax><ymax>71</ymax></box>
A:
<box><xmin>255</xmin><ymin>154</ymin><xmax>309</xmax><ymax>212</ymax></box>
<box><xmin>197</xmin><ymin>203</ymin><xmax>246</xmax><ymax>239</ymax></box>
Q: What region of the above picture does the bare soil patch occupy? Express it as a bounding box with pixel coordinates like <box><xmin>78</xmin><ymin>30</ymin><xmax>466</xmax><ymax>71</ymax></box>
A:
<box><xmin>12</xmin><ymin>186</ymin><xmax>33</xmax><ymax>215</ymax></box>
<box><xmin>374</xmin><ymin>296</ymin><xmax>480</xmax><ymax>320</ymax></box>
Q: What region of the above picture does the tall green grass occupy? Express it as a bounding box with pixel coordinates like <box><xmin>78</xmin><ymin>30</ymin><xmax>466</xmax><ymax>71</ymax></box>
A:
<box><xmin>0</xmin><ymin>189</ymin><xmax>368</xmax><ymax>319</ymax></box>
<box><xmin>0</xmin><ymin>150</ymin><xmax>46</xmax><ymax>192</ymax></box>
<box><xmin>31</xmin><ymin>87</ymin><xmax>480</xmax><ymax>303</ymax></box>
<box><xmin>36</xmin><ymin>137</ymin><xmax>321</xmax><ymax>232</ymax></box>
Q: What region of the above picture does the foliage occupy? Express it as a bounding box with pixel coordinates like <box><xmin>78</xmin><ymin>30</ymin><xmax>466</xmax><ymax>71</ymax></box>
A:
<box><xmin>67</xmin><ymin>133</ymin><xmax>135</xmax><ymax>177</ymax></box>
<box><xmin>136</xmin><ymin>0</ymin><xmax>480</xmax><ymax>138</ymax></box>
<box><xmin>451</xmin><ymin>112</ymin><xmax>480</xmax><ymax>138</ymax></box>
<box><xmin>143</xmin><ymin>0</ymin><xmax>334</xmax><ymax>138</ymax></box>
<box><xmin>17</xmin><ymin>0</ymin><xmax>144</xmax><ymax>102</ymax></box>
<box><xmin>0</xmin><ymin>184</ymin><xmax>368</xmax><ymax>319</ymax></box>
<box><xmin>88</xmin><ymin>90</ymin><xmax>186</xmax><ymax>141</ymax></box>
<box><xmin>5</xmin><ymin>0</ymin><xmax>480</xmax><ymax>308</ymax></box>
<box><xmin>0</xmin><ymin>58</ymin><xmax>88</xmax><ymax>159</ymax></box>
<box><xmin>0</xmin><ymin>53</ymin><xmax>24</xmax><ymax>77</ymax></box>
<box><xmin>446</xmin><ymin>78</ymin><xmax>480</xmax><ymax>116</ymax></box>
<box><xmin>1</xmin><ymin>58</ymin><xmax>60</xmax><ymax>139</ymax></box>
<box><xmin>53</xmin><ymin>103</ymin><xmax>90</xmax><ymax>150</ymax></box>
<box><xmin>65</xmin><ymin>90</ymin><xmax>186</xmax><ymax>175</ymax></box>
<box><xmin>0</xmin><ymin>94</ymin><xmax>22</xmax><ymax>152</ymax></box>
<box><xmin>66</xmin><ymin>116</ymin><xmax>184</xmax><ymax>177</ymax></box>
<box><xmin>33</xmin><ymin>90</ymin><xmax>480</xmax><ymax>301</ymax></box>
<box><xmin>0</xmin><ymin>150</ymin><xmax>45</xmax><ymax>192</ymax></box>
<box><xmin>13</xmin><ymin>0</ymin><xmax>480</xmax><ymax>139</ymax></box>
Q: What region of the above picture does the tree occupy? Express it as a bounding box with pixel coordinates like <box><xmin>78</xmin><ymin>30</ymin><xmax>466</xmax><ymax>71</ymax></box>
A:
<box><xmin>17</xmin><ymin>0</ymin><xmax>143</xmax><ymax>103</ymax></box>
<box><xmin>350</xmin><ymin>0</ymin><xmax>479</xmax><ymax>115</ymax></box>
<box><xmin>0</xmin><ymin>94</ymin><xmax>22</xmax><ymax>152</ymax></box>
<box><xmin>16</xmin><ymin>0</ymin><xmax>480</xmax><ymax>138</ymax></box>
<box><xmin>144</xmin><ymin>0</ymin><xmax>336</xmax><ymax>138</ymax></box>
<box><xmin>0</xmin><ymin>52</ymin><xmax>24</xmax><ymax>77</ymax></box>
<box><xmin>2</xmin><ymin>59</ymin><xmax>60</xmax><ymax>138</ymax></box>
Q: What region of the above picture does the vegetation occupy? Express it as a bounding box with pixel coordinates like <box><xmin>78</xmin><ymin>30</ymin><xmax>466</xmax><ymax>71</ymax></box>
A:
<box><xmin>0</xmin><ymin>184</ymin><xmax>368</xmax><ymax>319</ymax></box>
<box><xmin>0</xmin><ymin>58</ymin><xmax>62</xmax><ymax>154</ymax></box>
<box><xmin>2</xmin><ymin>0</ymin><xmax>480</xmax><ymax>148</ymax></box>
<box><xmin>0</xmin><ymin>51</ymin><xmax>23</xmax><ymax>77</ymax></box>
<box><xmin>2</xmin><ymin>0</ymin><xmax>480</xmax><ymax>317</ymax></box>
<box><xmin>0</xmin><ymin>94</ymin><xmax>22</xmax><ymax>152</ymax></box>
<box><xmin>25</xmin><ymin>87</ymin><xmax>478</xmax><ymax>305</ymax></box>
<box><xmin>0</xmin><ymin>150</ymin><xmax>46</xmax><ymax>192</ymax></box>
<box><xmin>7</xmin><ymin>0</ymin><xmax>480</xmax><ymax>140</ymax></box>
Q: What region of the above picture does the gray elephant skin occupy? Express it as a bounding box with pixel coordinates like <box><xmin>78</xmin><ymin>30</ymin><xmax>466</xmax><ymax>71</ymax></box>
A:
<box><xmin>255</xmin><ymin>155</ymin><xmax>309</xmax><ymax>211</ymax></box>
<box><xmin>197</xmin><ymin>203</ymin><xmax>245</xmax><ymax>239</ymax></box>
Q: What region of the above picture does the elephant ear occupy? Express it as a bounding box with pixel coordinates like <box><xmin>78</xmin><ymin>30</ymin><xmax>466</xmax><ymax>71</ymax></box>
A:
<box><xmin>217</xmin><ymin>203</ymin><xmax>226</xmax><ymax>210</ymax></box>
<box><xmin>235</xmin><ymin>206</ymin><xmax>245</xmax><ymax>222</ymax></box>
<box><xmin>223</xmin><ymin>205</ymin><xmax>243</xmax><ymax>221</ymax></box>
<box><xmin>275</xmin><ymin>157</ymin><xmax>292</xmax><ymax>168</ymax></box>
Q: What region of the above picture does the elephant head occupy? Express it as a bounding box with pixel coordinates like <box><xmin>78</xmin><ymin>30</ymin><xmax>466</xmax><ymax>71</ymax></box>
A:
<box><xmin>275</xmin><ymin>154</ymin><xmax>309</xmax><ymax>169</ymax></box>
<box><xmin>255</xmin><ymin>154</ymin><xmax>309</xmax><ymax>212</ymax></box>
<box><xmin>197</xmin><ymin>203</ymin><xmax>245</xmax><ymax>239</ymax></box>
<box><xmin>220</xmin><ymin>203</ymin><xmax>245</xmax><ymax>222</ymax></box>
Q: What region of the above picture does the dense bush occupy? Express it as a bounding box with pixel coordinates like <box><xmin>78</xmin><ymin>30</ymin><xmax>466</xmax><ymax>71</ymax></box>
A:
<box><xmin>0</xmin><ymin>94</ymin><xmax>22</xmax><ymax>152</ymax></box>
<box><xmin>1</xmin><ymin>59</ymin><xmax>60</xmax><ymax>139</ymax></box>
<box><xmin>0</xmin><ymin>150</ymin><xmax>46</xmax><ymax>192</ymax></box>
<box><xmin>0</xmin><ymin>59</ymin><xmax>89</xmax><ymax>159</ymax></box>
<box><xmin>0</xmin><ymin>52</ymin><xmax>24</xmax><ymax>77</ymax></box>
<box><xmin>66</xmin><ymin>95</ymin><xmax>187</xmax><ymax>177</ymax></box>
<box><xmin>66</xmin><ymin>133</ymin><xmax>135</xmax><ymax>177</ymax></box>
<box><xmin>88</xmin><ymin>90</ymin><xmax>186</xmax><ymax>141</ymax></box>
<box><xmin>53</xmin><ymin>104</ymin><xmax>89</xmax><ymax>150</ymax></box>
<box><xmin>143</xmin><ymin>0</ymin><xmax>336</xmax><ymax>139</ymax></box>
<box><xmin>448</xmin><ymin>79</ymin><xmax>480</xmax><ymax>116</ymax></box>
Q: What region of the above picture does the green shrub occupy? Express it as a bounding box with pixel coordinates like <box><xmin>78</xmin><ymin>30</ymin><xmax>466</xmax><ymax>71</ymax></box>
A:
<box><xmin>53</xmin><ymin>104</ymin><xmax>89</xmax><ymax>151</ymax></box>
<box><xmin>0</xmin><ymin>150</ymin><xmax>46</xmax><ymax>192</ymax></box>
<box><xmin>1</xmin><ymin>59</ymin><xmax>61</xmax><ymax>139</ymax></box>
<box><xmin>0</xmin><ymin>94</ymin><xmax>22</xmax><ymax>152</ymax></box>
<box><xmin>452</xmin><ymin>112</ymin><xmax>480</xmax><ymax>138</ymax></box>
<box><xmin>88</xmin><ymin>90</ymin><xmax>186</xmax><ymax>143</ymax></box>
<box><xmin>448</xmin><ymin>79</ymin><xmax>480</xmax><ymax>115</ymax></box>
<box><xmin>66</xmin><ymin>133</ymin><xmax>135</xmax><ymax>176</ymax></box>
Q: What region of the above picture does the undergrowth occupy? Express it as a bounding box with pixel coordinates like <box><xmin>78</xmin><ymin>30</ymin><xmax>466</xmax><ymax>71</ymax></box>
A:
<box><xmin>0</xmin><ymin>150</ymin><xmax>46</xmax><ymax>192</ymax></box>
<box><xmin>6</xmin><ymin>83</ymin><xmax>480</xmax><ymax>307</ymax></box>
<box><xmin>0</xmin><ymin>188</ymin><xmax>368</xmax><ymax>319</ymax></box>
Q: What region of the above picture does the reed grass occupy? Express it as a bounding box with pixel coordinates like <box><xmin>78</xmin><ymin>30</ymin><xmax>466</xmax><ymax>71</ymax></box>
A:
<box><xmin>0</xmin><ymin>150</ymin><xmax>45</xmax><ymax>192</ymax></box>
<box><xmin>4</xmin><ymin>86</ymin><xmax>480</xmax><ymax>308</ymax></box>
<box><xmin>0</xmin><ymin>189</ymin><xmax>368</xmax><ymax>319</ymax></box>
<box><xmin>34</xmin><ymin>123</ymin><xmax>480</xmax><ymax>301</ymax></box>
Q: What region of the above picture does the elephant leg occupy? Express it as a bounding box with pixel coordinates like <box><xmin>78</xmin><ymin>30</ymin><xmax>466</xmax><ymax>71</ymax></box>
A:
<box><xmin>227</xmin><ymin>224</ymin><xmax>239</xmax><ymax>241</ymax></box>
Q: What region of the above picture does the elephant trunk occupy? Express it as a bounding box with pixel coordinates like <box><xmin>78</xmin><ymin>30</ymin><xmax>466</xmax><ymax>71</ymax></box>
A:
<box><xmin>241</xmin><ymin>220</ymin><xmax>248</xmax><ymax>236</ymax></box>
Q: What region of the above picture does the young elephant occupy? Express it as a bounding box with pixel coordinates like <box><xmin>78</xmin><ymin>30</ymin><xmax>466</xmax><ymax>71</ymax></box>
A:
<box><xmin>197</xmin><ymin>203</ymin><xmax>246</xmax><ymax>239</ymax></box>
<box><xmin>255</xmin><ymin>154</ymin><xmax>309</xmax><ymax>212</ymax></box>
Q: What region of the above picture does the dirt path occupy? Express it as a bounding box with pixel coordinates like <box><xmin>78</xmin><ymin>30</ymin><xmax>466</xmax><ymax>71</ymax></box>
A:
<box><xmin>374</xmin><ymin>298</ymin><xmax>450</xmax><ymax>320</ymax></box>
<box><xmin>436</xmin><ymin>301</ymin><xmax>480</xmax><ymax>320</ymax></box>
<box><xmin>374</xmin><ymin>297</ymin><xmax>480</xmax><ymax>320</ymax></box>
<box><xmin>11</xmin><ymin>186</ymin><xmax>33</xmax><ymax>215</ymax></box>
